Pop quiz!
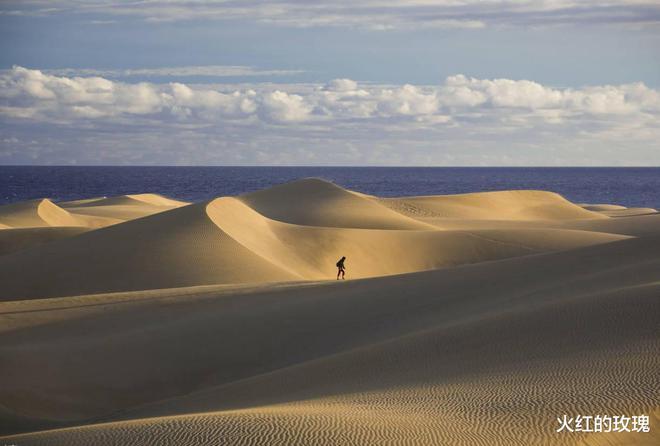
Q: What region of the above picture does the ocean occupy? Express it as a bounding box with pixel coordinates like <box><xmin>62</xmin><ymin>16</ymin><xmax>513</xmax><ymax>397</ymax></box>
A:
<box><xmin>1</xmin><ymin>166</ymin><xmax>658</xmax><ymax>209</ymax></box>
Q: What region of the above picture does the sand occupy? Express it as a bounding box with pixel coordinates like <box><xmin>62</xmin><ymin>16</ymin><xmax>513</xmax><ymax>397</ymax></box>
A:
<box><xmin>1</xmin><ymin>178</ymin><xmax>658</xmax><ymax>445</ymax></box>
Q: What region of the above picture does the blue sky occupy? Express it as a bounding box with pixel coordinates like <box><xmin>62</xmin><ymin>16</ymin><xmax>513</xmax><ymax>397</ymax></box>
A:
<box><xmin>1</xmin><ymin>1</ymin><xmax>659</xmax><ymax>165</ymax></box>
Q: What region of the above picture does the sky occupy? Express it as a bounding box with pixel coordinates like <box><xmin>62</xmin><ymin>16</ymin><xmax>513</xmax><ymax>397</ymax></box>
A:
<box><xmin>1</xmin><ymin>0</ymin><xmax>659</xmax><ymax>166</ymax></box>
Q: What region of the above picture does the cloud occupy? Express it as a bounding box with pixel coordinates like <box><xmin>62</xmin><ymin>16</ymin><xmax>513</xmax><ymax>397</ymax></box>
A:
<box><xmin>324</xmin><ymin>79</ymin><xmax>358</xmax><ymax>92</ymax></box>
<box><xmin>41</xmin><ymin>65</ymin><xmax>304</xmax><ymax>78</ymax></box>
<box><xmin>259</xmin><ymin>91</ymin><xmax>312</xmax><ymax>122</ymax></box>
<box><xmin>2</xmin><ymin>1</ymin><xmax>658</xmax><ymax>30</ymax></box>
<box><xmin>2</xmin><ymin>66</ymin><xmax>659</xmax><ymax>124</ymax></box>
<box><xmin>1</xmin><ymin>66</ymin><xmax>659</xmax><ymax>165</ymax></box>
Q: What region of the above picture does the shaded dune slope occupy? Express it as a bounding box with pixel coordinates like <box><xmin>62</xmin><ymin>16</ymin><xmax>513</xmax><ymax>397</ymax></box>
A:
<box><xmin>1</xmin><ymin>236</ymin><xmax>658</xmax><ymax>444</ymax></box>
<box><xmin>0</xmin><ymin>227</ymin><xmax>91</xmax><ymax>256</ymax></box>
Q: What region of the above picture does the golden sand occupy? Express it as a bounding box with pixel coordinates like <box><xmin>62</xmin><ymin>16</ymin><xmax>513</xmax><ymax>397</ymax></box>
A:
<box><xmin>1</xmin><ymin>179</ymin><xmax>658</xmax><ymax>445</ymax></box>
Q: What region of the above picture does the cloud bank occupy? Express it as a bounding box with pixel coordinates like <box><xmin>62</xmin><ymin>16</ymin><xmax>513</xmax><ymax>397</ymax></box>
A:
<box><xmin>2</xmin><ymin>1</ymin><xmax>659</xmax><ymax>29</ymax></box>
<box><xmin>1</xmin><ymin>67</ymin><xmax>659</xmax><ymax>165</ymax></box>
<box><xmin>2</xmin><ymin>66</ymin><xmax>658</xmax><ymax>123</ymax></box>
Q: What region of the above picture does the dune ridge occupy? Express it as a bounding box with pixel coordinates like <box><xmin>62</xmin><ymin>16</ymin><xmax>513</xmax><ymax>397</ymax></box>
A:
<box><xmin>58</xmin><ymin>193</ymin><xmax>189</xmax><ymax>224</ymax></box>
<box><xmin>1</xmin><ymin>178</ymin><xmax>658</xmax><ymax>445</ymax></box>
<box><xmin>239</xmin><ymin>178</ymin><xmax>435</xmax><ymax>230</ymax></box>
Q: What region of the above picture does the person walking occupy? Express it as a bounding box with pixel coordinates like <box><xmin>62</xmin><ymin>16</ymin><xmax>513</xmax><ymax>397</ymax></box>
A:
<box><xmin>336</xmin><ymin>256</ymin><xmax>346</xmax><ymax>280</ymax></box>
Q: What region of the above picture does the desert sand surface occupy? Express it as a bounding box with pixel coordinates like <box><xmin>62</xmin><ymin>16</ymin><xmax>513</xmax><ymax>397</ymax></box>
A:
<box><xmin>1</xmin><ymin>178</ymin><xmax>658</xmax><ymax>445</ymax></box>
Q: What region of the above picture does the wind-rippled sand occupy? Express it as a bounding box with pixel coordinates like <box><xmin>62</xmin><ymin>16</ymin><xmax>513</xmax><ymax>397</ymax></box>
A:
<box><xmin>1</xmin><ymin>179</ymin><xmax>658</xmax><ymax>445</ymax></box>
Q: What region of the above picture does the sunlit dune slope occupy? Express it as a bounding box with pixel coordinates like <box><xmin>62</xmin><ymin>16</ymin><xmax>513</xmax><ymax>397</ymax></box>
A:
<box><xmin>0</xmin><ymin>193</ymin><xmax>189</xmax><ymax>232</ymax></box>
<box><xmin>0</xmin><ymin>193</ymin><xmax>191</xmax><ymax>257</ymax></box>
<box><xmin>60</xmin><ymin>193</ymin><xmax>188</xmax><ymax>209</ymax></box>
<box><xmin>380</xmin><ymin>189</ymin><xmax>608</xmax><ymax>220</ymax></box>
<box><xmin>0</xmin><ymin>199</ymin><xmax>83</xmax><ymax>228</ymax></box>
<box><xmin>239</xmin><ymin>178</ymin><xmax>435</xmax><ymax>229</ymax></box>
<box><xmin>59</xmin><ymin>193</ymin><xmax>189</xmax><ymax>223</ymax></box>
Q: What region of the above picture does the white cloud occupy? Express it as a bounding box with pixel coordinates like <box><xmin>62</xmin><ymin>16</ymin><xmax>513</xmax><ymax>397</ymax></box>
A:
<box><xmin>259</xmin><ymin>91</ymin><xmax>312</xmax><ymax>122</ymax></box>
<box><xmin>1</xmin><ymin>66</ymin><xmax>659</xmax><ymax>165</ymax></box>
<box><xmin>376</xmin><ymin>85</ymin><xmax>439</xmax><ymax>116</ymax></box>
<box><xmin>2</xmin><ymin>1</ymin><xmax>658</xmax><ymax>29</ymax></box>
<box><xmin>2</xmin><ymin>66</ymin><xmax>659</xmax><ymax>124</ymax></box>
<box><xmin>324</xmin><ymin>79</ymin><xmax>358</xmax><ymax>92</ymax></box>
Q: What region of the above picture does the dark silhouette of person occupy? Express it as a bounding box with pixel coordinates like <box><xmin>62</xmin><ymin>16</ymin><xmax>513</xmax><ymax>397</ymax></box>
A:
<box><xmin>336</xmin><ymin>256</ymin><xmax>346</xmax><ymax>280</ymax></box>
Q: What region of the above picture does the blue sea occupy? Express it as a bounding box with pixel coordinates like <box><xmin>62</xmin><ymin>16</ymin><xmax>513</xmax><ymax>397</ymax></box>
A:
<box><xmin>1</xmin><ymin>166</ymin><xmax>658</xmax><ymax>209</ymax></box>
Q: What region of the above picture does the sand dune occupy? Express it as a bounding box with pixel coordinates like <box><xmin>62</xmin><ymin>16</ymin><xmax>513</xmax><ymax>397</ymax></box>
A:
<box><xmin>0</xmin><ymin>193</ymin><xmax>188</xmax><ymax>231</ymax></box>
<box><xmin>1</xmin><ymin>179</ymin><xmax>658</xmax><ymax>445</ymax></box>
<box><xmin>0</xmin><ymin>185</ymin><xmax>630</xmax><ymax>300</ymax></box>
<box><xmin>60</xmin><ymin>193</ymin><xmax>189</xmax><ymax>224</ymax></box>
<box><xmin>0</xmin><ymin>194</ymin><xmax>190</xmax><ymax>258</ymax></box>
<box><xmin>0</xmin><ymin>201</ymin><xmax>298</xmax><ymax>300</ymax></box>
<box><xmin>59</xmin><ymin>193</ymin><xmax>188</xmax><ymax>209</ymax></box>
<box><xmin>579</xmin><ymin>203</ymin><xmax>658</xmax><ymax>218</ymax></box>
<box><xmin>239</xmin><ymin>178</ymin><xmax>434</xmax><ymax>229</ymax></box>
<box><xmin>0</xmin><ymin>199</ymin><xmax>83</xmax><ymax>228</ymax></box>
<box><xmin>380</xmin><ymin>189</ymin><xmax>608</xmax><ymax>221</ymax></box>
<box><xmin>209</xmin><ymin>196</ymin><xmax>627</xmax><ymax>280</ymax></box>
<box><xmin>594</xmin><ymin>208</ymin><xmax>657</xmax><ymax>217</ymax></box>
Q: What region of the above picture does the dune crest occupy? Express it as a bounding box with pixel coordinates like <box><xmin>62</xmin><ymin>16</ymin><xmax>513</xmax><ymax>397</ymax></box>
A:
<box><xmin>60</xmin><ymin>193</ymin><xmax>189</xmax><ymax>224</ymax></box>
<box><xmin>60</xmin><ymin>193</ymin><xmax>188</xmax><ymax>209</ymax></box>
<box><xmin>239</xmin><ymin>178</ymin><xmax>434</xmax><ymax>229</ymax></box>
